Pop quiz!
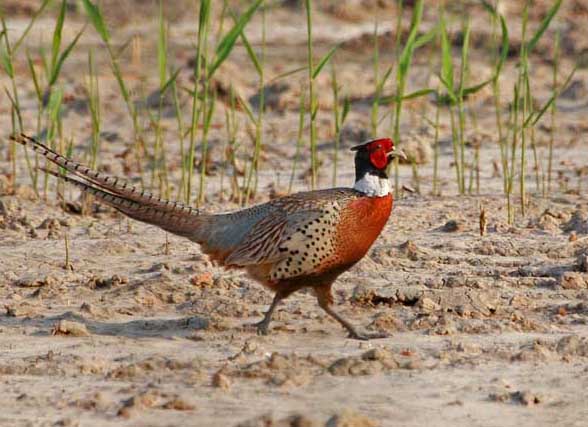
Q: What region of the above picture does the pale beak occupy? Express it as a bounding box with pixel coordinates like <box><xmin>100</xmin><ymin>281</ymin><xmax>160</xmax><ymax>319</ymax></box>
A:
<box><xmin>387</xmin><ymin>148</ymin><xmax>407</xmax><ymax>161</ymax></box>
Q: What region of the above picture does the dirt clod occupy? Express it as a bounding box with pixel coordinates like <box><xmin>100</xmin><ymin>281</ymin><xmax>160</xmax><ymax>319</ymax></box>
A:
<box><xmin>559</xmin><ymin>272</ymin><xmax>588</xmax><ymax>289</ymax></box>
<box><xmin>51</xmin><ymin>320</ymin><xmax>90</xmax><ymax>337</ymax></box>
<box><xmin>212</xmin><ymin>370</ymin><xmax>232</xmax><ymax>390</ymax></box>
<box><xmin>441</xmin><ymin>220</ymin><xmax>464</xmax><ymax>232</ymax></box>
<box><xmin>325</xmin><ymin>410</ymin><xmax>379</xmax><ymax>427</ymax></box>
<box><xmin>235</xmin><ymin>413</ymin><xmax>317</xmax><ymax>427</ymax></box>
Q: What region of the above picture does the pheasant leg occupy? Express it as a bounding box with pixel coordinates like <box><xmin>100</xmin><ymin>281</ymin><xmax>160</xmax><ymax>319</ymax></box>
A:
<box><xmin>316</xmin><ymin>285</ymin><xmax>388</xmax><ymax>341</ymax></box>
<box><xmin>254</xmin><ymin>292</ymin><xmax>284</xmax><ymax>335</ymax></box>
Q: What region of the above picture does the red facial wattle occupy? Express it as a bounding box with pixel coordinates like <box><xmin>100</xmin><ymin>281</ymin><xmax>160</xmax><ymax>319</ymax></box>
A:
<box><xmin>368</xmin><ymin>138</ymin><xmax>394</xmax><ymax>169</ymax></box>
<box><xmin>369</xmin><ymin>150</ymin><xmax>388</xmax><ymax>169</ymax></box>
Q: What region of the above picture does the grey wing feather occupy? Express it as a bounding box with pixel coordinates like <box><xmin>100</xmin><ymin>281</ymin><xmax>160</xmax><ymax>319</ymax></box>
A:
<box><xmin>224</xmin><ymin>208</ymin><xmax>324</xmax><ymax>267</ymax></box>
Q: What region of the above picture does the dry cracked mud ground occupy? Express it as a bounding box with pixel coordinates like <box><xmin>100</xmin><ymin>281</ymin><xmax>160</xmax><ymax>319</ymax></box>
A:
<box><xmin>1</xmin><ymin>1</ymin><xmax>588</xmax><ymax>426</ymax></box>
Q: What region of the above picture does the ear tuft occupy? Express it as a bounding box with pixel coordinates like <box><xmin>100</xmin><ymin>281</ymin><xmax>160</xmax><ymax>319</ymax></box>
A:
<box><xmin>350</xmin><ymin>138</ymin><xmax>394</xmax><ymax>152</ymax></box>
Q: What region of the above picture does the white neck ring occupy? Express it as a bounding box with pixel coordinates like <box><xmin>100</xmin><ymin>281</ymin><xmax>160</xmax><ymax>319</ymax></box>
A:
<box><xmin>353</xmin><ymin>173</ymin><xmax>390</xmax><ymax>197</ymax></box>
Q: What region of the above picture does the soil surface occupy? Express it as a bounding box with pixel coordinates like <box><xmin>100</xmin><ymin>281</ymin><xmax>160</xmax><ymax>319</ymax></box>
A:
<box><xmin>1</xmin><ymin>1</ymin><xmax>588</xmax><ymax>426</ymax></box>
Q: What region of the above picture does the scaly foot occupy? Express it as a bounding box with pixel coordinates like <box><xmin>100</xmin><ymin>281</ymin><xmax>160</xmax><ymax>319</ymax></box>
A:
<box><xmin>251</xmin><ymin>319</ymin><xmax>270</xmax><ymax>336</ymax></box>
<box><xmin>347</xmin><ymin>329</ymin><xmax>390</xmax><ymax>341</ymax></box>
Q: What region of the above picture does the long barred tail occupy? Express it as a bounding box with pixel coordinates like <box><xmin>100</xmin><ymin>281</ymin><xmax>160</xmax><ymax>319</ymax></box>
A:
<box><xmin>11</xmin><ymin>133</ymin><xmax>214</xmax><ymax>242</ymax></box>
<box><xmin>43</xmin><ymin>168</ymin><xmax>208</xmax><ymax>237</ymax></box>
<box><xmin>10</xmin><ymin>133</ymin><xmax>199</xmax><ymax>217</ymax></box>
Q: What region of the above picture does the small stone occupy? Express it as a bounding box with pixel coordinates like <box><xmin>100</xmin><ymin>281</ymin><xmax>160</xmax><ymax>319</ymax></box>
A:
<box><xmin>117</xmin><ymin>406</ymin><xmax>133</xmax><ymax>419</ymax></box>
<box><xmin>15</xmin><ymin>274</ymin><xmax>57</xmax><ymax>288</ymax></box>
<box><xmin>212</xmin><ymin>370</ymin><xmax>231</xmax><ymax>390</ymax></box>
<box><xmin>149</xmin><ymin>262</ymin><xmax>170</xmax><ymax>272</ymax></box>
<box><xmin>235</xmin><ymin>413</ymin><xmax>317</xmax><ymax>427</ymax></box>
<box><xmin>52</xmin><ymin>320</ymin><xmax>90</xmax><ymax>337</ymax></box>
<box><xmin>326</xmin><ymin>409</ymin><xmax>378</xmax><ymax>427</ymax></box>
<box><xmin>15</xmin><ymin>185</ymin><xmax>37</xmax><ymax>200</ymax></box>
<box><xmin>402</xmin><ymin>358</ymin><xmax>423</xmax><ymax>370</ymax></box>
<box><xmin>0</xmin><ymin>199</ymin><xmax>9</xmax><ymax>216</ymax></box>
<box><xmin>441</xmin><ymin>220</ymin><xmax>463</xmax><ymax>232</ymax></box>
<box><xmin>564</xmin><ymin>210</ymin><xmax>588</xmax><ymax>234</ymax></box>
<box><xmin>512</xmin><ymin>390</ymin><xmax>542</xmax><ymax>406</ymax></box>
<box><xmin>161</xmin><ymin>398</ymin><xmax>195</xmax><ymax>411</ymax></box>
<box><xmin>399</xmin><ymin>240</ymin><xmax>419</xmax><ymax>260</ymax></box>
<box><xmin>53</xmin><ymin>418</ymin><xmax>79</xmax><ymax>427</ymax></box>
<box><xmin>361</xmin><ymin>349</ymin><xmax>382</xmax><ymax>361</ymax></box>
<box><xmin>37</xmin><ymin>218</ymin><xmax>61</xmax><ymax>231</ymax></box>
<box><xmin>556</xmin><ymin>335</ymin><xmax>588</xmax><ymax>357</ymax></box>
<box><xmin>417</xmin><ymin>297</ymin><xmax>440</xmax><ymax>312</ymax></box>
<box><xmin>577</xmin><ymin>253</ymin><xmax>588</xmax><ymax>273</ymax></box>
<box><xmin>86</xmin><ymin>274</ymin><xmax>129</xmax><ymax>289</ymax></box>
<box><xmin>559</xmin><ymin>272</ymin><xmax>588</xmax><ymax>289</ymax></box>
<box><xmin>5</xmin><ymin>303</ymin><xmax>34</xmax><ymax>317</ymax></box>
<box><xmin>190</xmin><ymin>272</ymin><xmax>214</xmax><ymax>287</ymax></box>
<box><xmin>117</xmin><ymin>391</ymin><xmax>158</xmax><ymax>418</ymax></box>
<box><xmin>80</xmin><ymin>302</ymin><xmax>95</xmax><ymax>314</ymax></box>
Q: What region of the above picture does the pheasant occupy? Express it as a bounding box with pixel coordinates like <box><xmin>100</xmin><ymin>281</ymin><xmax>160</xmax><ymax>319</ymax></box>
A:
<box><xmin>11</xmin><ymin>134</ymin><xmax>405</xmax><ymax>340</ymax></box>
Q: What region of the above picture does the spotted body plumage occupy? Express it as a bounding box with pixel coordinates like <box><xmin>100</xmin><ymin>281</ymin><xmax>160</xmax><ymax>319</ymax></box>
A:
<box><xmin>271</xmin><ymin>203</ymin><xmax>340</xmax><ymax>281</ymax></box>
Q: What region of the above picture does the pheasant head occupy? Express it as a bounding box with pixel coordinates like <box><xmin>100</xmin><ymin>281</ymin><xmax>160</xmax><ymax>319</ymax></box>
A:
<box><xmin>351</xmin><ymin>138</ymin><xmax>406</xmax><ymax>197</ymax></box>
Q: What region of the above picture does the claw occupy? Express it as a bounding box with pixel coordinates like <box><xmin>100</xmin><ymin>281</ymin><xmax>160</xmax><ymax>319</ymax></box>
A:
<box><xmin>255</xmin><ymin>320</ymin><xmax>270</xmax><ymax>336</ymax></box>
<box><xmin>347</xmin><ymin>330</ymin><xmax>389</xmax><ymax>341</ymax></box>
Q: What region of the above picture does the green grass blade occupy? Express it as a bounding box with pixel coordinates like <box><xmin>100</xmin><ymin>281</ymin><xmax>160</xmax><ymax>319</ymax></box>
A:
<box><xmin>81</xmin><ymin>0</ymin><xmax>110</xmax><ymax>42</ymax></box>
<box><xmin>48</xmin><ymin>86</ymin><xmax>64</xmax><ymax>123</ymax></box>
<box><xmin>0</xmin><ymin>42</ymin><xmax>13</xmax><ymax>78</ymax></box>
<box><xmin>49</xmin><ymin>26</ymin><xmax>85</xmax><ymax>87</ymax></box>
<box><xmin>526</xmin><ymin>0</ymin><xmax>562</xmax><ymax>54</ymax></box>
<box><xmin>235</xmin><ymin>13</ymin><xmax>262</xmax><ymax>76</ymax></box>
<box><xmin>112</xmin><ymin>37</ymin><xmax>134</xmax><ymax>60</ymax></box>
<box><xmin>160</xmin><ymin>67</ymin><xmax>181</xmax><ymax>96</ymax></box>
<box><xmin>438</xmin><ymin>73</ymin><xmax>457</xmax><ymax>104</ymax></box>
<box><xmin>112</xmin><ymin>64</ymin><xmax>131</xmax><ymax>106</ymax></box>
<box><xmin>480</xmin><ymin>0</ymin><xmax>496</xmax><ymax>15</ymax></box>
<box><xmin>341</xmin><ymin>95</ymin><xmax>351</xmax><ymax>123</ymax></box>
<box><xmin>413</xmin><ymin>24</ymin><xmax>438</xmax><ymax>49</ymax></box>
<box><xmin>525</xmin><ymin>65</ymin><xmax>576</xmax><ymax>127</ymax></box>
<box><xmin>312</xmin><ymin>44</ymin><xmax>339</xmax><ymax>79</ymax></box>
<box><xmin>209</xmin><ymin>0</ymin><xmax>263</xmax><ymax>77</ymax></box>
<box><xmin>458</xmin><ymin>19</ymin><xmax>471</xmax><ymax>95</ymax></box>
<box><xmin>26</xmin><ymin>51</ymin><xmax>42</xmax><ymax>102</ymax></box>
<box><xmin>12</xmin><ymin>0</ymin><xmax>51</xmax><ymax>53</ymax></box>
<box><xmin>198</xmin><ymin>0</ymin><xmax>211</xmax><ymax>36</ymax></box>
<box><xmin>496</xmin><ymin>14</ymin><xmax>509</xmax><ymax>76</ymax></box>
<box><xmin>39</xmin><ymin>44</ymin><xmax>49</xmax><ymax>76</ymax></box>
<box><xmin>440</xmin><ymin>13</ymin><xmax>454</xmax><ymax>94</ymax></box>
<box><xmin>268</xmin><ymin>66</ymin><xmax>306</xmax><ymax>83</ymax></box>
<box><xmin>398</xmin><ymin>0</ymin><xmax>424</xmax><ymax>76</ymax></box>
<box><xmin>407</xmin><ymin>0</ymin><xmax>424</xmax><ymax>37</ymax></box>
<box><xmin>204</xmin><ymin>95</ymin><xmax>216</xmax><ymax>130</ymax></box>
<box><xmin>378</xmin><ymin>88</ymin><xmax>435</xmax><ymax>104</ymax></box>
<box><xmin>237</xmin><ymin>96</ymin><xmax>256</xmax><ymax>124</ymax></box>
<box><xmin>403</xmin><ymin>88</ymin><xmax>435</xmax><ymax>100</ymax></box>
<box><xmin>3</xmin><ymin>86</ymin><xmax>17</xmax><ymax>109</ymax></box>
<box><xmin>377</xmin><ymin>66</ymin><xmax>394</xmax><ymax>92</ymax></box>
<box><xmin>51</xmin><ymin>0</ymin><xmax>66</xmax><ymax>74</ymax></box>
<box><xmin>311</xmin><ymin>99</ymin><xmax>319</xmax><ymax>121</ymax></box>
<box><xmin>462</xmin><ymin>78</ymin><xmax>491</xmax><ymax>97</ymax></box>
<box><xmin>157</xmin><ymin>1</ymin><xmax>167</xmax><ymax>87</ymax></box>
<box><xmin>0</xmin><ymin>19</ymin><xmax>13</xmax><ymax>78</ymax></box>
<box><xmin>378</xmin><ymin>94</ymin><xmax>396</xmax><ymax>105</ymax></box>
<box><xmin>438</xmin><ymin>74</ymin><xmax>454</xmax><ymax>97</ymax></box>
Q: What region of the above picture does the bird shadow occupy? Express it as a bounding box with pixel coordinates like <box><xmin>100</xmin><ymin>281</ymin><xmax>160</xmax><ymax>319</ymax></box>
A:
<box><xmin>1</xmin><ymin>310</ymin><xmax>209</xmax><ymax>339</ymax></box>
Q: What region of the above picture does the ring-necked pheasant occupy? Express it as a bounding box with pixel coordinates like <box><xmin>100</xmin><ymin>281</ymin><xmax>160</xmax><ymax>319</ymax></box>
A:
<box><xmin>11</xmin><ymin>134</ymin><xmax>405</xmax><ymax>340</ymax></box>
